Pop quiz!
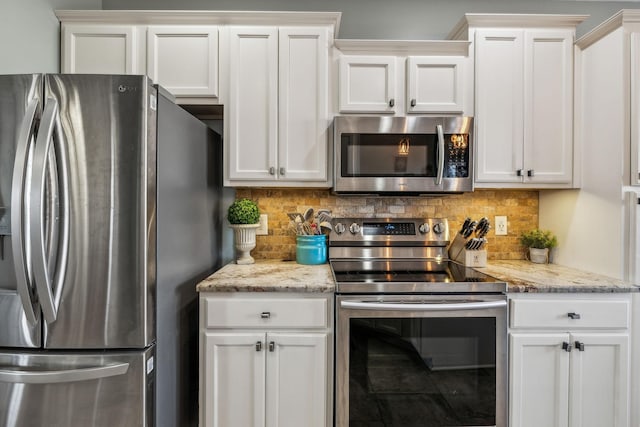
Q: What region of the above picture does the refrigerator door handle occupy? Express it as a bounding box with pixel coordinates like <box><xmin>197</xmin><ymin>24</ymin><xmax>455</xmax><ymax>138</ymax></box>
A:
<box><xmin>10</xmin><ymin>98</ymin><xmax>40</xmax><ymax>325</ymax></box>
<box><xmin>30</xmin><ymin>98</ymin><xmax>70</xmax><ymax>324</ymax></box>
<box><xmin>0</xmin><ymin>362</ymin><xmax>129</xmax><ymax>384</ymax></box>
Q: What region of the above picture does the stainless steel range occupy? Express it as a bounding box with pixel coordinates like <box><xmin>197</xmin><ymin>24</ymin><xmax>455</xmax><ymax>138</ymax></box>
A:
<box><xmin>329</xmin><ymin>217</ymin><xmax>507</xmax><ymax>427</ymax></box>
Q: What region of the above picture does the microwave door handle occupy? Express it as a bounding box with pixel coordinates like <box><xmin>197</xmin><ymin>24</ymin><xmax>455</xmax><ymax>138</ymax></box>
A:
<box><xmin>341</xmin><ymin>300</ymin><xmax>507</xmax><ymax>311</ymax></box>
<box><xmin>435</xmin><ymin>124</ymin><xmax>445</xmax><ymax>186</ymax></box>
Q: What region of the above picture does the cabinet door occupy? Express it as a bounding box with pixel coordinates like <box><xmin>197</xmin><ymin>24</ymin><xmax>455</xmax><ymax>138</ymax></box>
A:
<box><xmin>475</xmin><ymin>29</ymin><xmax>525</xmax><ymax>183</ymax></box>
<box><xmin>201</xmin><ymin>332</ymin><xmax>266</xmax><ymax>427</ymax></box>
<box><xmin>524</xmin><ymin>30</ymin><xmax>573</xmax><ymax>184</ymax></box>
<box><xmin>278</xmin><ymin>27</ymin><xmax>329</xmax><ymax>182</ymax></box>
<box><xmin>147</xmin><ymin>25</ymin><xmax>219</xmax><ymax>98</ymax></box>
<box><xmin>265</xmin><ymin>333</ymin><xmax>328</xmax><ymax>427</ymax></box>
<box><xmin>631</xmin><ymin>32</ymin><xmax>640</xmax><ymax>186</ymax></box>
<box><xmin>227</xmin><ymin>26</ymin><xmax>278</xmax><ymax>181</ymax></box>
<box><xmin>510</xmin><ymin>333</ymin><xmax>570</xmax><ymax>427</ymax></box>
<box><xmin>569</xmin><ymin>333</ymin><xmax>629</xmax><ymax>427</ymax></box>
<box><xmin>61</xmin><ymin>24</ymin><xmax>140</xmax><ymax>74</ymax></box>
<box><xmin>338</xmin><ymin>55</ymin><xmax>396</xmax><ymax>113</ymax></box>
<box><xmin>406</xmin><ymin>56</ymin><xmax>464</xmax><ymax>114</ymax></box>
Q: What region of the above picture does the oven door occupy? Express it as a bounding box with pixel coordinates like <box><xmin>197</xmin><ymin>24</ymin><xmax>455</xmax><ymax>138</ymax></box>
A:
<box><xmin>335</xmin><ymin>294</ymin><xmax>507</xmax><ymax>427</ymax></box>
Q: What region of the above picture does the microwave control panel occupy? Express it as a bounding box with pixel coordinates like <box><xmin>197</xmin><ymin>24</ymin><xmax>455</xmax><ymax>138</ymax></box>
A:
<box><xmin>445</xmin><ymin>134</ymin><xmax>469</xmax><ymax>178</ymax></box>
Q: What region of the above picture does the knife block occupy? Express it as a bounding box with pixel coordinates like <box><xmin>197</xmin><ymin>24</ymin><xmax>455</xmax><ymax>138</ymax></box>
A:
<box><xmin>448</xmin><ymin>234</ymin><xmax>487</xmax><ymax>267</ymax></box>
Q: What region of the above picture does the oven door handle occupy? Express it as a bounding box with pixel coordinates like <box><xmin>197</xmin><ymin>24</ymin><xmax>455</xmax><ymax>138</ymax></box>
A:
<box><xmin>340</xmin><ymin>300</ymin><xmax>507</xmax><ymax>311</ymax></box>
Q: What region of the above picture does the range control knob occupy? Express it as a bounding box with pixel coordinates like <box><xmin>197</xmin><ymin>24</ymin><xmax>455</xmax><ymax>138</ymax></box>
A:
<box><xmin>349</xmin><ymin>223</ymin><xmax>361</xmax><ymax>234</ymax></box>
<box><xmin>432</xmin><ymin>222</ymin><xmax>445</xmax><ymax>235</ymax></box>
<box><xmin>418</xmin><ymin>223</ymin><xmax>430</xmax><ymax>234</ymax></box>
<box><xmin>334</xmin><ymin>223</ymin><xmax>346</xmax><ymax>235</ymax></box>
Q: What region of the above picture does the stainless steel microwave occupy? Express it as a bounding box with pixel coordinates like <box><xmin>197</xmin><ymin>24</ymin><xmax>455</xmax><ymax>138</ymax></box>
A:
<box><xmin>333</xmin><ymin>116</ymin><xmax>474</xmax><ymax>194</ymax></box>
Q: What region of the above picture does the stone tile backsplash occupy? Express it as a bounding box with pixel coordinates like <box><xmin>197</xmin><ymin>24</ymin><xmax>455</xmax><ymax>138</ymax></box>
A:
<box><xmin>234</xmin><ymin>188</ymin><xmax>538</xmax><ymax>261</ymax></box>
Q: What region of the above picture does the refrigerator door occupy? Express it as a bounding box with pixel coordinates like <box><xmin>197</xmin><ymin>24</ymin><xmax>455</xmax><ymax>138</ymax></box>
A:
<box><xmin>0</xmin><ymin>74</ymin><xmax>43</xmax><ymax>348</ymax></box>
<box><xmin>42</xmin><ymin>74</ymin><xmax>155</xmax><ymax>349</ymax></box>
<box><xmin>0</xmin><ymin>347</ymin><xmax>155</xmax><ymax>427</ymax></box>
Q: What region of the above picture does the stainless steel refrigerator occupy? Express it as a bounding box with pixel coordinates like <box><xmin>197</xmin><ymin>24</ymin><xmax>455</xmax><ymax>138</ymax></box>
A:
<box><xmin>0</xmin><ymin>74</ymin><xmax>222</xmax><ymax>426</ymax></box>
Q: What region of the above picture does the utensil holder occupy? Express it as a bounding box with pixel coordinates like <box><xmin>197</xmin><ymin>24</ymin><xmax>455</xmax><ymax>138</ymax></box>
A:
<box><xmin>296</xmin><ymin>235</ymin><xmax>327</xmax><ymax>265</ymax></box>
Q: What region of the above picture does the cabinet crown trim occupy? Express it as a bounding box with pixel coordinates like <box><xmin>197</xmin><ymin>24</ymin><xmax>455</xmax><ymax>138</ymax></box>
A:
<box><xmin>335</xmin><ymin>39</ymin><xmax>470</xmax><ymax>56</ymax></box>
<box><xmin>55</xmin><ymin>10</ymin><xmax>342</xmax><ymax>32</ymax></box>
<box><xmin>447</xmin><ymin>13</ymin><xmax>588</xmax><ymax>40</ymax></box>
<box><xmin>576</xmin><ymin>9</ymin><xmax>640</xmax><ymax>49</ymax></box>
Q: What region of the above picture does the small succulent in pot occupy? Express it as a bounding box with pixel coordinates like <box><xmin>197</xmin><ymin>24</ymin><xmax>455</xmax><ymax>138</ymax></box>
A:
<box><xmin>227</xmin><ymin>198</ymin><xmax>260</xmax><ymax>224</ymax></box>
<box><xmin>519</xmin><ymin>229</ymin><xmax>558</xmax><ymax>249</ymax></box>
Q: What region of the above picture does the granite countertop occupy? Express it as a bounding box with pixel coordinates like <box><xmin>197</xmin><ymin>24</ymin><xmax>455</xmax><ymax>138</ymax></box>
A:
<box><xmin>476</xmin><ymin>260</ymin><xmax>639</xmax><ymax>293</ymax></box>
<box><xmin>196</xmin><ymin>259</ymin><xmax>639</xmax><ymax>294</ymax></box>
<box><xmin>196</xmin><ymin>260</ymin><xmax>335</xmax><ymax>293</ymax></box>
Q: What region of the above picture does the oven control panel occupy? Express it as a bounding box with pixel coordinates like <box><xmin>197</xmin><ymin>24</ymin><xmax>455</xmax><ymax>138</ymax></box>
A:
<box><xmin>329</xmin><ymin>217</ymin><xmax>449</xmax><ymax>245</ymax></box>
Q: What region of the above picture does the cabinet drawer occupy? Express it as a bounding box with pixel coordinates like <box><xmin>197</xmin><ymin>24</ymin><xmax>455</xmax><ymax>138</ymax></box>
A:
<box><xmin>204</xmin><ymin>297</ymin><xmax>328</xmax><ymax>329</ymax></box>
<box><xmin>510</xmin><ymin>299</ymin><xmax>629</xmax><ymax>329</ymax></box>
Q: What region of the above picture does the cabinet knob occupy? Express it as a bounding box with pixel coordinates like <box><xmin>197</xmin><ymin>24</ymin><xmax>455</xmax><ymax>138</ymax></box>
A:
<box><xmin>389</xmin><ymin>99</ymin><xmax>395</xmax><ymax>107</ymax></box>
<box><xmin>562</xmin><ymin>341</ymin><xmax>572</xmax><ymax>352</ymax></box>
<box><xmin>261</xmin><ymin>312</ymin><xmax>271</xmax><ymax>319</ymax></box>
<box><xmin>410</xmin><ymin>99</ymin><xmax>416</xmax><ymax>107</ymax></box>
<box><xmin>516</xmin><ymin>169</ymin><xmax>523</xmax><ymax>177</ymax></box>
<box><xmin>279</xmin><ymin>167</ymin><xmax>285</xmax><ymax>176</ymax></box>
<box><xmin>269</xmin><ymin>167</ymin><xmax>275</xmax><ymax>175</ymax></box>
<box><xmin>269</xmin><ymin>341</ymin><xmax>275</xmax><ymax>352</ymax></box>
<box><xmin>527</xmin><ymin>169</ymin><xmax>534</xmax><ymax>177</ymax></box>
<box><xmin>256</xmin><ymin>341</ymin><xmax>263</xmax><ymax>352</ymax></box>
<box><xmin>567</xmin><ymin>312</ymin><xmax>581</xmax><ymax>320</ymax></box>
<box><xmin>574</xmin><ymin>341</ymin><xmax>585</xmax><ymax>352</ymax></box>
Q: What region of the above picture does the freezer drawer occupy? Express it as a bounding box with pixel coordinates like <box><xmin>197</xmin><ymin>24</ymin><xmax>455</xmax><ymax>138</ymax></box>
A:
<box><xmin>0</xmin><ymin>347</ymin><xmax>155</xmax><ymax>427</ymax></box>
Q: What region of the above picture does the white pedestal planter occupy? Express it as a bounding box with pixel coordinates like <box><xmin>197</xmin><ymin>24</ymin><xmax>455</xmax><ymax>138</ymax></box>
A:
<box><xmin>230</xmin><ymin>224</ymin><xmax>260</xmax><ymax>264</ymax></box>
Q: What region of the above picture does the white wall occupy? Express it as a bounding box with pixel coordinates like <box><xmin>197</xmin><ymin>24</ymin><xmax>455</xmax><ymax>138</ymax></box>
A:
<box><xmin>0</xmin><ymin>0</ymin><xmax>100</xmax><ymax>73</ymax></box>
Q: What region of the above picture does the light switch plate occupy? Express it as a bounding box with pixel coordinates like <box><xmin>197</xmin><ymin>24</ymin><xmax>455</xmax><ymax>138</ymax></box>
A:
<box><xmin>256</xmin><ymin>214</ymin><xmax>268</xmax><ymax>235</ymax></box>
<box><xmin>495</xmin><ymin>216</ymin><xmax>507</xmax><ymax>236</ymax></box>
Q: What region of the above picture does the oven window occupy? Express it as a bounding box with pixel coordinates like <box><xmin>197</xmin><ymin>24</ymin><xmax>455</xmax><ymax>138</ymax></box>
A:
<box><xmin>341</xmin><ymin>133</ymin><xmax>437</xmax><ymax>177</ymax></box>
<box><xmin>349</xmin><ymin>317</ymin><xmax>496</xmax><ymax>426</ymax></box>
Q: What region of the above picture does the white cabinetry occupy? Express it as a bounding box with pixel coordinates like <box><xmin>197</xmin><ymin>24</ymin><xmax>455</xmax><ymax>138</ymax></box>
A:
<box><xmin>61</xmin><ymin>24</ymin><xmax>143</xmax><ymax>74</ymax></box>
<box><xmin>199</xmin><ymin>293</ymin><xmax>333</xmax><ymax>427</ymax></box>
<box><xmin>335</xmin><ymin>40</ymin><xmax>471</xmax><ymax>115</ymax></box>
<box><xmin>223</xmin><ymin>25</ymin><xmax>331</xmax><ymax>186</ymax></box>
<box><xmin>574</xmin><ymin>11</ymin><xmax>640</xmax><ymax>187</ymax></box>
<box><xmin>509</xmin><ymin>295</ymin><xmax>631</xmax><ymax>427</ymax></box>
<box><xmin>449</xmin><ymin>15</ymin><xmax>586</xmax><ymax>188</ymax></box>
<box><xmin>146</xmin><ymin>25</ymin><xmax>219</xmax><ymax>100</ymax></box>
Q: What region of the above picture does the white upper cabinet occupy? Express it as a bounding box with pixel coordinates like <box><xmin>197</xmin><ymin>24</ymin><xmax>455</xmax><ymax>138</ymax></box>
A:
<box><xmin>574</xmin><ymin>10</ymin><xmax>640</xmax><ymax>187</ymax></box>
<box><xmin>338</xmin><ymin>55</ymin><xmax>396</xmax><ymax>113</ymax></box>
<box><xmin>449</xmin><ymin>14</ymin><xmax>586</xmax><ymax>188</ymax></box>
<box><xmin>406</xmin><ymin>56</ymin><xmax>465</xmax><ymax>114</ymax></box>
<box><xmin>61</xmin><ymin>24</ymin><xmax>142</xmax><ymax>74</ymax></box>
<box><xmin>147</xmin><ymin>25</ymin><xmax>219</xmax><ymax>100</ymax></box>
<box><xmin>334</xmin><ymin>40</ymin><xmax>472</xmax><ymax>116</ymax></box>
<box><xmin>224</xmin><ymin>24</ymin><xmax>332</xmax><ymax>187</ymax></box>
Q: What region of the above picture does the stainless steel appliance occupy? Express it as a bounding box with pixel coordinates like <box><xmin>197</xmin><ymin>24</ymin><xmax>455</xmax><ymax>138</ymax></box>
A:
<box><xmin>330</xmin><ymin>217</ymin><xmax>507</xmax><ymax>427</ymax></box>
<box><xmin>333</xmin><ymin>116</ymin><xmax>474</xmax><ymax>194</ymax></box>
<box><xmin>0</xmin><ymin>74</ymin><xmax>222</xmax><ymax>426</ymax></box>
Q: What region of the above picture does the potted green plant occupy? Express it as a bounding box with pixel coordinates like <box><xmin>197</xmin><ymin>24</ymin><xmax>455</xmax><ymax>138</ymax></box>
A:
<box><xmin>227</xmin><ymin>198</ymin><xmax>261</xmax><ymax>264</ymax></box>
<box><xmin>519</xmin><ymin>228</ymin><xmax>558</xmax><ymax>264</ymax></box>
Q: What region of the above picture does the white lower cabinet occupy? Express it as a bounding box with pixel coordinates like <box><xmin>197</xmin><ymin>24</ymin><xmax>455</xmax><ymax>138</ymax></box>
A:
<box><xmin>199</xmin><ymin>293</ymin><xmax>332</xmax><ymax>427</ymax></box>
<box><xmin>509</xmin><ymin>295</ymin><xmax>631</xmax><ymax>427</ymax></box>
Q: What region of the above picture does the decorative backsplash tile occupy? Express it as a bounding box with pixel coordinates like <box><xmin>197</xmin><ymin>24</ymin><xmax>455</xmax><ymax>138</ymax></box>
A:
<box><xmin>234</xmin><ymin>188</ymin><xmax>538</xmax><ymax>261</ymax></box>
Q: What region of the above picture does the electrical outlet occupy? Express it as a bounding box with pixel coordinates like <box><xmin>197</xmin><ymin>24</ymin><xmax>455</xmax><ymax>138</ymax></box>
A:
<box><xmin>495</xmin><ymin>216</ymin><xmax>507</xmax><ymax>236</ymax></box>
<box><xmin>256</xmin><ymin>214</ymin><xmax>268</xmax><ymax>235</ymax></box>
